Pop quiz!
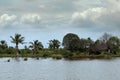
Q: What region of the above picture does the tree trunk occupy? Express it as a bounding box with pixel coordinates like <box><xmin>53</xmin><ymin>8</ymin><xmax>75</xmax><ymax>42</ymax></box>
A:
<box><xmin>16</xmin><ymin>45</ymin><xmax>19</xmax><ymax>57</ymax></box>
<box><xmin>32</xmin><ymin>49</ymin><xmax>35</xmax><ymax>55</ymax></box>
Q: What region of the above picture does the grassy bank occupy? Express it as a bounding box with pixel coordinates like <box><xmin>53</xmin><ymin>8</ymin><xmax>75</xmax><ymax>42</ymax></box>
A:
<box><xmin>0</xmin><ymin>49</ymin><xmax>120</xmax><ymax>60</ymax></box>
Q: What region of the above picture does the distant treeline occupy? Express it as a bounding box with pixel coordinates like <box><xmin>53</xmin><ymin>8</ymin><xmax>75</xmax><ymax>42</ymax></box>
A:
<box><xmin>0</xmin><ymin>33</ymin><xmax>120</xmax><ymax>57</ymax></box>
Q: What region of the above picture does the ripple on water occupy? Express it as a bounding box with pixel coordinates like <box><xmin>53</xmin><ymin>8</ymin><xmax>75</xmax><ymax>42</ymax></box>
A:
<box><xmin>0</xmin><ymin>58</ymin><xmax>120</xmax><ymax>80</ymax></box>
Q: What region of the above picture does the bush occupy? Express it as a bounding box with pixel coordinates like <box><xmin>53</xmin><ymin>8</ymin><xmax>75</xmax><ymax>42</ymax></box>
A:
<box><xmin>42</xmin><ymin>53</ymin><xmax>49</xmax><ymax>57</ymax></box>
<box><xmin>20</xmin><ymin>49</ymin><xmax>32</xmax><ymax>54</ymax></box>
<box><xmin>62</xmin><ymin>52</ymin><xmax>74</xmax><ymax>58</ymax></box>
<box><xmin>52</xmin><ymin>54</ymin><xmax>62</xmax><ymax>59</ymax></box>
<box><xmin>0</xmin><ymin>48</ymin><xmax>15</xmax><ymax>54</ymax></box>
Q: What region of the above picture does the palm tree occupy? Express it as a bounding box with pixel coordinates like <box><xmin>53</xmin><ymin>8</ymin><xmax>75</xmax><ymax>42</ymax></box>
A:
<box><xmin>10</xmin><ymin>33</ymin><xmax>25</xmax><ymax>57</ymax></box>
<box><xmin>0</xmin><ymin>40</ymin><xmax>8</xmax><ymax>49</ymax></box>
<box><xmin>29</xmin><ymin>40</ymin><xmax>43</xmax><ymax>54</ymax></box>
<box><xmin>48</xmin><ymin>39</ymin><xmax>60</xmax><ymax>49</ymax></box>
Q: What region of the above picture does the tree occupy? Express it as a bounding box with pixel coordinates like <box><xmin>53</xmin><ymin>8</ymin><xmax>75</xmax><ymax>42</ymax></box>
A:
<box><xmin>0</xmin><ymin>40</ymin><xmax>8</xmax><ymax>49</ymax></box>
<box><xmin>10</xmin><ymin>33</ymin><xmax>25</xmax><ymax>57</ymax></box>
<box><xmin>100</xmin><ymin>33</ymin><xmax>112</xmax><ymax>43</ymax></box>
<box><xmin>89</xmin><ymin>40</ymin><xmax>108</xmax><ymax>55</ymax></box>
<box><xmin>107</xmin><ymin>36</ymin><xmax>120</xmax><ymax>54</ymax></box>
<box><xmin>29</xmin><ymin>40</ymin><xmax>43</xmax><ymax>54</ymax></box>
<box><xmin>87</xmin><ymin>37</ymin><xmax>94</xmax><ymax>48</ymax></box>
<box><xmin>79</xmin><ymin>38</ymin><xmax>87</xmax><ymax>51</ymax></box>
<box><xmin>62</xmin><ymin>33</ymin><xmax>80</xmax><ymax>52</ymax></box>
<box><xmin>48</xmin><ymin>39</ymin><xmax>60</xmax><ymax>49</ymax></box>
<box><xmin>79</xmin><ymin>37</ymin><xmax>94</xmax><ymax>52</ymax></box>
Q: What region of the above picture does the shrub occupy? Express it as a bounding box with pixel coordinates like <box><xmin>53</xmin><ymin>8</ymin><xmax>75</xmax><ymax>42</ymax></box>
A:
<box><xmin>52</xmin><ymin>54</ymin><xmax>62</xmax><ymax>59</ymax></box>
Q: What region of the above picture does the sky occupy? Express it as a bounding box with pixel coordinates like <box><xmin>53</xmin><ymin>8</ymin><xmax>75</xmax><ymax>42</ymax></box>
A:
<box><xmin>0</xmin><ymin>0</ymin><xmax>120</xmax><ymax>48</ymax></box>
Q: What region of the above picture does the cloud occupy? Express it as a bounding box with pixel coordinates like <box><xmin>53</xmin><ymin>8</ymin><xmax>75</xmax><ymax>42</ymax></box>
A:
<box><xmin>0</xmin><ymin>0</ymin><xmax>76</xmax><ymax>16</ymax></box>
<box><xmin>100</xmin><ymin>0</ymin><xmax>120</xmax><ymax>8</ymax></box>
<box><xmin>70</xmin><ymin>0</ymin><xmax>120</xmax><ymax>31</ymax></box>
<box><xmin>21</xmin><ymin>14</ymin><xmax>41</xmax><ymax>24</ymax></box>
<box><xmin>73</xmin><ymin>0</ymin><xmax>102</xmax><ymax>9</ymax></box>
<box><xmin>70</xmin><ymin>7</ymin><xmax>105</xmax><ymax>28</ymax></box>
<box><xmin>72</xmin><ymin>7</ymin><xmax>104</xmax><ymax>20</ymax></box>
<box><xmin>0</xmin><ymin>12</ymin><xmax>69</xmax><ymax>30</ymax></box>
<box><xmin>0</xmin><ymin>13</ymin><xmax>42</xmax><ymax>29</ymax></box>
<box><xmin>0</xmin><ymin>14</ymin><xmax>17</xmax><ymax>27</ymax></box>
<box><xmin>99</xmin><ymin>0</ymin><xmax>120</xmax><ymax>28</ymax></box>
<box><xmin>39</xmin><ymin>5</ymin><xmax>46</xmax><ymax>9</ymax></box>
<box><xmin>0</xmin><ymin>0</ymin><xmax>120</xmax><ymax>31</ymax></box>
<box><xmin>0</xmin><ymin>0</ymin><xmax>120</xmax><ymax>47</ymax></box>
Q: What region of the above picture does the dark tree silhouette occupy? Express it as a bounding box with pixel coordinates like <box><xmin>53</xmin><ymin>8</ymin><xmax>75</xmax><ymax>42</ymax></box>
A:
<box><xmin>0</xmin><ymin>40</ymin><xmax>8</xmax><ymax>49</ymax></box>
<box><xmin>29</xmin><ymin>40</ymin><xmax>43</xmax><ymax>54</ymax></box>
<box><xmin>48</xmin><ymin>39</ymin><xmax>60</xmax><ymax>49</ymax></box>
<box><xmin>10</xmin><ymin>33</ymin><xmax>25</xmax><ymax>57</ymax></box>
<box><xmin>62</xmin><ymin>33</ymin><xmax>80</xmax><ymax>52</ymax></box>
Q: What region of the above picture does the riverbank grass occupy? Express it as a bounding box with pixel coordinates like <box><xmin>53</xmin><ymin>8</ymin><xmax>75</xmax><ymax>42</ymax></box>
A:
<box><xmin>0</xmin><ymin>49</ymin><xmax>120</xmax><ymax>60</ymax></box>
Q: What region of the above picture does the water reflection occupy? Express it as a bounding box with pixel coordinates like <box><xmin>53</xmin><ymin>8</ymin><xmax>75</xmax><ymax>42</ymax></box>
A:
<box><xmin>0</xmin><ymin>58</ymin><xmax>120</xmax><ymax>80</ymax></box>
<box><xmin>14</xmin><ymin>57</ymin><xmax>21</xmax><ymax>62</ymax></box>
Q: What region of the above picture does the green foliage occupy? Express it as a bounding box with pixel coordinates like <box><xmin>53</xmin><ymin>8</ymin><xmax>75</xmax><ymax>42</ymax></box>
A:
<box><xmin>107</xmin><ymin>36</ymin><xmax>120</xmax><ymax>53</ymax></box>
<box><xmin>0</xmin><ymin>47</ymin><xmax>15</xmax><ymax>54</ymax></box>
<box><xmin>10</xmin><ymin>33</ymin><xmax>25</xmax><ymax>56</ymax></box>
<box><xmin>89</xmin><ymin>40</ymin><xmax>108</xmax><ymax>55</ymax></box>
<box><xmin>42</xmin><ymin>53</ymin><xmax>49</xmax><ymax>57</ymax></box>
<box><xmin>48</xmin><ymin>39</ymin><xmax>60</xmax><ymax>49</ymax></box>
<box><xmin>6</xmin><ymin>47</ymin><xmax>15</xmax><ymax>54</ymax></box>
<box><xmin>0</xmin><ymin>40</ymin><xmax>8</xmax><ymax>49</ymax></box>
<box><xmin>20</xmin><ymin>49</ymin><xmax>32</xmax><ymax>54</ymax></box>
<box><xmin>62</xmin><ymin>33</ymin><xmax>80</xmax><ymax>52</ymax></box>
<box><xmin>0</xmin><ymin>32</ymin><xmax>119</xmax><ymax>60</ymax></box>
<box><xmin>62</xmin><ymin>51</ymin><xmax>74</xmax><ymax>58</ymax></box>
<box><xmin>52</xmin><ymin>54</ymin><xmax>62</xmax><ymax>59</ymax></box>
<box><xmin>29</xmin><ymin>40</ymin><xmax>43</xmax><ymax>54</ymax></box>
<box><xmin>10</xmin><ymin>33</ymin><xmax>25</xmax><ymax>45</ymax></box>
<box><xmin>79</xmin><ymin>38</ymin><xmax>94</xmax><ymax>52</ymax></box>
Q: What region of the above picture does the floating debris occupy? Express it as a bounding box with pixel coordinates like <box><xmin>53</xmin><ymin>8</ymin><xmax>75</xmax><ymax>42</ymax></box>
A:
<box><xmin>7</xmin><ymin>59</ymin><xmax>10</xmax><ymax>62</ymax></box>
<box><xmin>36</xmin><ymin>57</ymin><xmax>39</xmax><ymax>60</ymax></box>
<box><xmin>24</xmin><ymin>58</ymin><xmax>28</xmax><ymax>61</ymax></box>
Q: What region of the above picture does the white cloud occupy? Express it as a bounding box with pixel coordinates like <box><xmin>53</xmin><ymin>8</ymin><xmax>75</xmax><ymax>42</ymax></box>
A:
<box><xmin>21</xmin><ymin>14</ymin><xmax>41</xmax><ymax>24</ymax></box>
<box><xmin>70</xmin><ymin>0</ymin><xmax>120</xmax><ymax>30</ymax></box>
<box><xmin>0</xmin><ymin>14</ymin><xmax>17</xmax><ymax>27</ymax></box>
<box><xmin>100</xmin><ymin>0</ymin><xmax>120</xmax><ymax>8</ymax></box>
<box><xmin>39</xmin><ymin>5</ymin><xmax>46</xmax><ymax>9</ymax></box>
<box><xmin>0</xmin><ymin>0</ymin><xmax>120</xmax><ymax>46</ymax></box>
<box><xmin>70</xmin><ymin>7</ymin><xmax>106</xmax><ymax>28</ymax></box>
<box><xmin>72</xmin><ymin>7</ymin><xmax>105</xmax><ymax>21</ymax></box>
<box><xmin>0</xmin><ymin>0</ymin><xmax>120</xmax><ymax>31</ymax></box>
<box><xmin>0</xmin><ymin>13</ymin><xmax>43</xmax><ymax>29</ymax></box>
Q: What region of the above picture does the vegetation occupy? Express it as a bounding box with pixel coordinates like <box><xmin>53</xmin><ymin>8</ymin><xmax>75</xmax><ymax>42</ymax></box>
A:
<box><xmin>10</xmin><ymin>33</ymin><xmax>25</xmax><ymax>57</ymax></box>
<box><xmin>0</xmin><ymin>40</ymin><xmax>8</xmax><ymax>49</ymax></box>
<box><xmin>0</xmin><ymin>33</ymin><xmax>120</xmax><ymax>60</ymax></box>
<box><xmin>62</xmin><ymin>33</ymin><xmax>80</xmax><ymax>52</ymax></box>
<box><xmin>29</xmin><ymin>40</ymin><xmax>43</xmax><ymax>54</ymax></box>
<box><xmin>48</xmin><ymin>39</ymin><xmax>60</xmax><ymax>49</ymax></box>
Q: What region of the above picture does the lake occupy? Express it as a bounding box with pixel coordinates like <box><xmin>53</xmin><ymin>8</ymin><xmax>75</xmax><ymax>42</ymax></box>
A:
<box><xmin>0</xmin><ymin>58</ymin><xmax>120</xmax><ymax>80</ymax></box>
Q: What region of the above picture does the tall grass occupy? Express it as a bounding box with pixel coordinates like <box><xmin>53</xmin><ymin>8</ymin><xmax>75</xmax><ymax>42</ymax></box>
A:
<box><xmin>0</xmin><ymin>49</ymin><xmax>120</xmax><ymax>60</ymax></box>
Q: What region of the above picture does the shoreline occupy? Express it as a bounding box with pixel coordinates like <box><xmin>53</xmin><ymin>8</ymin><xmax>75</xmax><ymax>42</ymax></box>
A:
<box><xmin>0</xmin><ymin>53</ymin><xmax>120</xmax><ymax>60</ymax></box>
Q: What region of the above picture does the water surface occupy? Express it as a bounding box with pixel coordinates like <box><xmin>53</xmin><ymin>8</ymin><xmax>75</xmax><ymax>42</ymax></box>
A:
<box><xmin>0</xmin><ymin>58</ymin><xmax>120</xmax><ymax>80</ymax></box>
